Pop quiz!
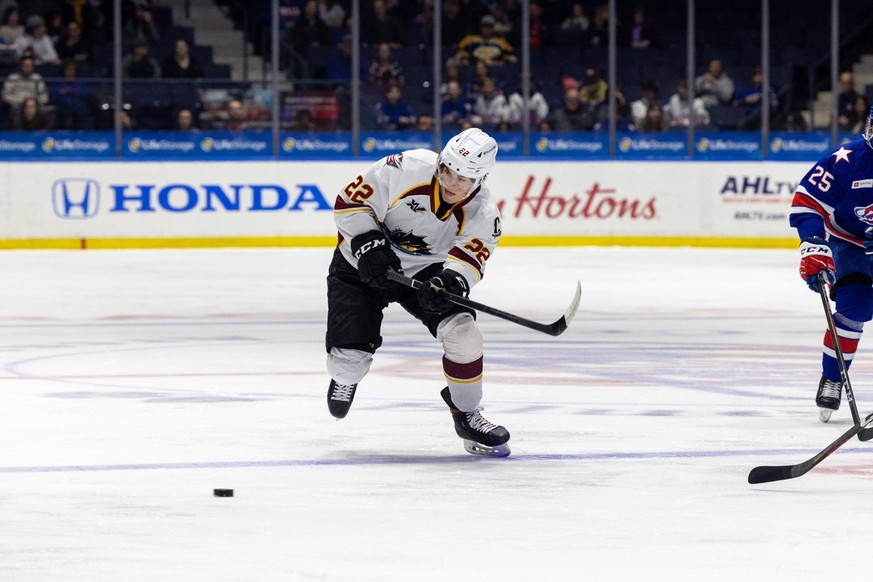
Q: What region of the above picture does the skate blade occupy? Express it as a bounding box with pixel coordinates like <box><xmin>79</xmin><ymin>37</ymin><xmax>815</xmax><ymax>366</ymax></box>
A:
<box><xmin>463</xmin><ymin>439</ymin><xmax>510</xmax><ymax>457</ymax></box>
<box><xmin>818</xmin><ymin>408</ymin><xmax>833</xmax><ymax>423</ymax></box>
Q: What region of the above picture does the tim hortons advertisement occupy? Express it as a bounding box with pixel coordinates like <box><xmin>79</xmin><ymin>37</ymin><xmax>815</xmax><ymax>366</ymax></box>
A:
<box><xmin>0</xmin><ymin>160</ymin><xmax>806</xmax><ymax>244</ymax></box>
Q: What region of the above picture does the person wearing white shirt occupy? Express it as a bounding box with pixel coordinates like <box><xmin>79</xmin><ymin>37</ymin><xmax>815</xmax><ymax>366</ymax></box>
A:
<box><xmin>11</xmin><ymin>15</ymin><xmax>59</xmax><ymax>65</ymax></box>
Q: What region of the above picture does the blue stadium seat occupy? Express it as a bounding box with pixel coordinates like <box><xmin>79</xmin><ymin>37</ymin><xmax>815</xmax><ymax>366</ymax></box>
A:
<box><xmin>708</xmin><ymin>105</ymin><xmax>746</xmax><ymax>130</ymax></box>
<box><xmin>203</xmin><ymin>64</ymin><xmax>232</xmax><ymax>79</ymax></box>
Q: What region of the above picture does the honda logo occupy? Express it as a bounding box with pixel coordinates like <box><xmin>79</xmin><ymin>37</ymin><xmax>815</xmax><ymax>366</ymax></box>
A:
<box><xmin>52</xmin><ymin>179</ymin><xmax>100</xmax><ymax>218</ymax></box>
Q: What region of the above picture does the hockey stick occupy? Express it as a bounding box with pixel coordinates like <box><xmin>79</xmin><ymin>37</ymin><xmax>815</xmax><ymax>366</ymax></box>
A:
<box><xmin>819</xmin><ymin>274</ymin><xmax>861</xmax><ymax>427</ymax></box>
<box><xmin>748</xmin><ymin>273</ymin><xmax>873</xmax><ymax>484</ymax></box>
<box><xmin>386</xmin><ymin>269</ymin><xmax>581</xmax><ymax>337</ymax></box>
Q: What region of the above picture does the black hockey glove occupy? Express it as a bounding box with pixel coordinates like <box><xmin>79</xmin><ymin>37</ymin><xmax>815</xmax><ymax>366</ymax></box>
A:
<box><xmin>418</xmin><ymin>270</ymin><xmax>469</xmax><ymax>315</ymax></box>
<box><xmin>350</xmin><ymin>230</ymin><xmax>401</xmax><ymax>289</ymax></box>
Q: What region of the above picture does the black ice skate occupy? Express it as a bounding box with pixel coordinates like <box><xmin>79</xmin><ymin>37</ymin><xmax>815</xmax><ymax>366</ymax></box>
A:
<box><xmin>327</xmin><ymin>379</ymin><xmax>358</xmax><ymax>419</ymax></box>
<box><xmin>816</xmin><ymin>376</ymin><xmax>842</xmax><ymax>423</ymax></box>
<box><xmin>440</xmin><ymin>387</ymin><xmax>510</xmax><ymax>457</ymax></box>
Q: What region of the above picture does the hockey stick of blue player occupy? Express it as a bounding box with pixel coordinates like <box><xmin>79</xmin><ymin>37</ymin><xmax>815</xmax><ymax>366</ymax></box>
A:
<box><xmin>818</xmin><ymin>273</ymin><xmax>861</xmax><ymax>427</ymax></box>
<box><xmin>386</xmin><ymin>269</ymin><xmax>581</xmax><ymax>337</ymax></box>
<box><xmin>748</xmin><ymin>273</ymin><xmax>873</xmax><ymax>484</ymax></box>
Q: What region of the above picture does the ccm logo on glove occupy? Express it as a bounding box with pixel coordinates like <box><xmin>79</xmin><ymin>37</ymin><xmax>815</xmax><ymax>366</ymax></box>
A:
<box><xmin>799</xmin><ymin>237</ymin><xmax>836</xmax><ymax>292</ymax></box>
<box><xmin>350</xmin><ymin>231</ymin><xmax>402</xmax><ymax>289</ymax></box>
<box><xmin>353</xmin><ymin>238</ymin><xmax>386</xmax><ymax>259</ymax></box>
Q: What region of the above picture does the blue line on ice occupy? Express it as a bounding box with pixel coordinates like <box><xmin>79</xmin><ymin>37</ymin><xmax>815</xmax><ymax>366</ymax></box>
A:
<box><xmin>3</xmin><ymin>447</ymin><xmax>873</xmax><ymax>473</ymax></box>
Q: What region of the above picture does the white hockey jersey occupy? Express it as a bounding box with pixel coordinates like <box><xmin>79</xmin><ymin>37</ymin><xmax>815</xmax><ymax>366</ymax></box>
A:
<box><xmin>334</xmin><ymin>148</ymin><xmax>502</xmax><ymax>287</ymax></box>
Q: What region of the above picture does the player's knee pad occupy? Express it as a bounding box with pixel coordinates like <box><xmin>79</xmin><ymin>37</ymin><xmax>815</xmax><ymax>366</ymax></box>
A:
<box><xmin>437</xmin><ymin>312</ymin><xmax>483</xmax><ymax>364</ymax></box>
<box><xmin>326</xmin><ymin>347</ymin><xmax>373</xmax><ymax>385</ymax></box>
<box><xmin>833</xmin><ymin>277</ymin><xmax>873</xmax><ymax>323</ymax></box>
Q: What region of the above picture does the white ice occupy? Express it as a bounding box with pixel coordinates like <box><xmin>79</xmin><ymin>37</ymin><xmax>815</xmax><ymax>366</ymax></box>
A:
<box><xmin>2</xmin><ymin>246</ymin><xmax>873</xmax><ymax>581</ymax></box>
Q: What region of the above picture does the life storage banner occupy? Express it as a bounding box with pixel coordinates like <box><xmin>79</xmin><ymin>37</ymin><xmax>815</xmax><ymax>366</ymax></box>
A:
<box><xmin>0</xmin><ymin>159</ymin><xmax>802</xmax><ymax>248</ymax></box>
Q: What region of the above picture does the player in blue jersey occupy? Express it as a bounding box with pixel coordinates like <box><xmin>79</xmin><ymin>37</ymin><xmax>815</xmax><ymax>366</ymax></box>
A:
<box><xmin>789</xmin><ymin>105</ymin><xmax>873</xmax><ymax>422</ymax></box>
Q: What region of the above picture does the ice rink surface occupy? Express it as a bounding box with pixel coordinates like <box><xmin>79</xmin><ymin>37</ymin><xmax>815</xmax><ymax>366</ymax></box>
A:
<box><xmin>3</xmin><ymin>246</ymin><xmax>873</xmax><ymax>581</ymax></box>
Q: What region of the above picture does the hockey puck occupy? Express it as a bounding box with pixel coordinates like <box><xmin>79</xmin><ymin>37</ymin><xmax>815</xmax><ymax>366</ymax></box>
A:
<box><xmin>213</xmin><ymin>488</ymin><xmax>234</xmax><ymax>497</ymax></box>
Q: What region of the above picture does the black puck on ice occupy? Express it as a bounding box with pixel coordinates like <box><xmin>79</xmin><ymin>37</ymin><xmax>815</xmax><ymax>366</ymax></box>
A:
<box><xmin>213</xmin><ymin>488</ymin><xmax>234</xmax><ymax>497</ymax></box>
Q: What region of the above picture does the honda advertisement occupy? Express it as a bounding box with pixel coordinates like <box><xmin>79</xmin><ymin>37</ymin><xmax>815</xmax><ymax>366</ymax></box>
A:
<box><xmin>0</xmin><ymin>160</ymin><xmax>802</xmax><ymax>246</ymax></box>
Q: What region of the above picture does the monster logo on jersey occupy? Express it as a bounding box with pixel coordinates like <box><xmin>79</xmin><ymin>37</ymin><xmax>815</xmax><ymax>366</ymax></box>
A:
<box><xmin>382</xmin><ymin>226</ymin><xmax>431</xmax><ymax>255</ymax></box>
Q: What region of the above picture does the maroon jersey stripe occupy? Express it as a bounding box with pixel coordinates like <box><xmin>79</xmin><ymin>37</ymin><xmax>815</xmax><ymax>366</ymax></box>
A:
<box><xmin>449</xmin><ymin>247</ymin><xmax>483</xmax><ymax>278</ymax></box>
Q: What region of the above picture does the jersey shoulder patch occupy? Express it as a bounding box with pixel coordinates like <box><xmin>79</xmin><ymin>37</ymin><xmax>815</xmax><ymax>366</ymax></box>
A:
<box><xmin>386</xmin><ymin>153</ymin><xmax>404</xmax><ymax>169</ymax></box>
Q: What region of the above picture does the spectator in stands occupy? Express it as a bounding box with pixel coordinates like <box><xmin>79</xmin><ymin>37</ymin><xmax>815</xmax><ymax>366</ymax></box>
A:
<box><xmin>12</xmin><ymin>95</ymin><xmax>50</xmax><ymax>130</ymax></box>
<box><xmin>441</xmin><ymin>79</ymin><xmax>471</xmax><ymax>129</ymax></box>
<box><xmin>2</xmin><ymin>55</ymin><xmax>50</xmax><ymax>123</ymax></box>
<box><xmin>412</xmin><ymin>0</ymin><xmax>434</xmax><ymax>46</ymax></box>
<box><xmin>384</xmin><ymin>0</ymin><xmax>412</xmax><ymax>26</ymax></box>
<box><xmin>546</xmin><ymin>85</ymin><xmax>596</xmax><ymax>131</ymax></box>
<box><xmin>528</xmin><ymin>1</ymin><xmax>552</xmax><ymax>50</ymax></box>
<box><xmin>288</xmin><ymin>0</ymin><xmax>331</xmax><ymax>56</ymax></box>
<box><xmin>625</xmin><ymin>5</ymin><xmax>659</xmax><ymax>49</ymax></box>
<box><xmin>466</xmin><ymin>59</ymin><xmax>494</xmax><ymax>101</ymax></box>
<box><xmin>175</xmin><ymin>107</ymin><xmax>197</xmax><ymax>131</ymax></box>
<box><xmin>294</xmin><ymin>108</ymin><xmax>317</xmax><ymax>131</ymax></box>
<box><xmin>695</xmin><ymin>58</ymin><xmax>734</xmax><ymax>107</ymax></box>
<box><xmin>847</xmin><ymin>95</ymin><xmax>869</xmax><ymax>135</ymax></box>
<box><xmin>638</xmin><ymin>101</ymin><xmax>669</xmax><ymax>132</ymax></box>
<box><xmin>471</xmin><ymin>76</ymin><xmax>509</xmax><ymax>130</ymax></box>
<box><xmin>501</xmin><ymin>0</ymin><xmax>523</xmax><ymax>40</ymax></box>
<box><xmin>588</xmin><ymin>3</ymin><xmax>618</xmax><ymax>48</ymax></box>
<box><xmin>578</xmin><ymin>66</ymin><xmax>608</xmax><ymax>111</ymax></box>
<box><xmin>208</xmin><ymin>98</ymin><xmax>249</xmax><ymax>131</ymax></box>
<box><xmin>368</xmin><ymin>42</ymin><xmax>404</xmax><ymax>88</ymax></box>
<box><xmin>50</xmin><ymin>59</ymin><xmax>93</xmax><ymax>129</ymax></box>
<box><xmin>734</xmin><ymin>65</ymin><xmax>778</xmax><ymax>130</ymax></box>
<box><xmin>46</xmin><ymin>10</ymin><xmax>64</xmax><ymax>46</ymax></box>
<box><xmin>441</xmin><ymin>0</ymin><xmax>470</xmax><ymax>49</ymax></box>
<box><xmin>0</xmin><ymin>6</ymin><xmax>23</xmax><ymax>45</ymax></box>
<box><xmin>415</xmin><ymin>113</ymin><xmax>434</xmax><ymax>132</ymax></box>
<box><xmin>326</xmin><ymin>33</ymin><xmax>368</xmax><ymax>83</ymax></box>
<box><xmin>117</xmin><ymin>107</ymin><xmax>135</xmax><ymax>130</ymax></box>
<box><xmin>318</xmin><ymin>0</ymin><xmax>346</xmax><ymax>40</ymax></box>
<box><xmin>630</xmin><ymin>79</ymin><xmax>659</xmax><ymax>126</ymax></box>
<box><xmin>836</xmin><ymin>71</ymin><xmax>861</xmax><ymax>131</ymax></box>
<box><xmin>55</xmin><ymin>20</ymin><xmax>91</xmax><ymax>64</ymax></box>
<box><xmin>664</xmin><ymin>77</ymin><xmax>710</xmax><ymax>129</ymax></box>
<box><xmin>491</xmin><ymin>3</ymin><xmax>515</xmax><ymax>45</ymax></box>
<box><xmin>456</xmin><ymin>14</ymin><xmax>516</xmax><ymax>68</ymax></box>
<box><xmin>161</xmin><ymin>38</ymin><xmax>203</xmax><ymax>79</ymax></box>
<box><xmin>226</xmin><ymin>98</ymin><xmax>250</xmax><ymax>131</ymax></box>
<box><xmin>506</xmin><ymin>74</ymin><xmax>549</xmax><ymax>128</ymax></box>
<box><xmin>439</xmin><ymin>56</ymin><xmax>463</xmax><ymax>98</ymax></box>
<box><xmin>85</xmin><ymin>5</ymin><xmax>111</xmax><ymax>47</ymax></box>
<box><xmin>123</xmin><ymin>0</ymin><xmax>159</xmax><ymax>45</ymax></box>
<box><xmin>60</xmin><ymin>0</ymin><xmax>99</xmax><ymax>34</ymax></box>
<box><xmin>363</xmin><ymin>0</ymin><xmax>403</xmax><ymax>48</ymax></box>
<box><xmin>375</xmin><ymin>83</ymin><xmax>415</xmax><ymax>130</ymax></box>
<box><xmin>123</xmin><ymin>37</ymin><xmax>160</xmax><ymax>78</ymax></box>
<box><xmin>561</xmin><ymin>2</ymin><xmax>589</xmax><ymax>32</ymax></box>
<box><xmin>12</xmin><ymin>15</ymin><xmax>60</xmax><ymax>65</ymax></box>
<box><xmin>593</xmin><ymin>87</ymin><xmax>635</xmax><ymax>132</ymax></box>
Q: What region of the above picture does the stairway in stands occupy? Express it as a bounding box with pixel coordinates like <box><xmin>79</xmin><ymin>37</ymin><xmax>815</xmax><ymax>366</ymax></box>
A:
<box><xmin>161</xmin><ymin>0</ymin><xmax>268</xmax><ymax>82</ymax></box>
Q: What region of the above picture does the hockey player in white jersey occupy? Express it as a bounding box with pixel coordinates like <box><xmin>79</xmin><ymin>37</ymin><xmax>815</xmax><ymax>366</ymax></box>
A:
<box><xmin>325</xmin><ymin>127</ymin><xmax>510</xmax><ymax>456</ymax></box>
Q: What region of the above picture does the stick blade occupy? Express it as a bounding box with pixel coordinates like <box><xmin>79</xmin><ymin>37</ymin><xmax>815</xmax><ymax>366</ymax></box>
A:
<box><xmin>541</xmin><ymin>281</ymin><xmax>581</xmax><ymax>337</ymax></box>
<box><xmin>564</xmin><ymin>281</ymin><xmax>582</xmax><ymax>325</ymax></box>
<box><xmin>748</xmin><ymin>465</ymin><xmax>797</xmax><ymax>484</ymax></box>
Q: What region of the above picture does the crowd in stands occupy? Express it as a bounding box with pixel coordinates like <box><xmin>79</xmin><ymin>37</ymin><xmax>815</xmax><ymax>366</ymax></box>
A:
<box><xmin>0</xmin><ymin>0</ymin><xmax>866</xmax><ymax>133</ymax></box>
<box><xmin>239</xmin><ymin>0</ymin><xmax>817</xmax><ymax>134</ymax></box>
<box><xmin>0</xmin><ymin>0</ymin><xmax>232</xmax><ymax>131</ymax></box>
